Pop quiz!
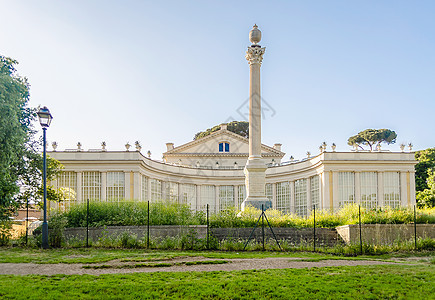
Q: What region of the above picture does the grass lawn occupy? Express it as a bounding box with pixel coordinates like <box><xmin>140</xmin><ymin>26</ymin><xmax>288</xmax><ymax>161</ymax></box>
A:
<box><xmin>0</xmin><ymin>264</ymin><xmax>433</xmax><ymax>299</ymax></box>
<box><xmin>1</xmin><ymin>247</ymin><xmax>434</xmax><ymax>264</ymax></box>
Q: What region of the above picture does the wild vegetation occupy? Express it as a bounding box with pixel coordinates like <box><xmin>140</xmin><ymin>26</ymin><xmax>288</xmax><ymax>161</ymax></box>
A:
<box><xmin>51</xmin><ymin>202</ymin><xmax>435</xmax><ymax>229</ymax></box>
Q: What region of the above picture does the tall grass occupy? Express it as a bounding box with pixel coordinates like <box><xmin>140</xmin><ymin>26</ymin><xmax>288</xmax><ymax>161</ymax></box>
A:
<box><xmin>57</xmin><ymin>201</ymin><xmax>205</xmax><ymax>228</ymax></box>
<box><xmin>53</xmin><ymin>202</ymin><xmax>435</xmax><ymax>229</ymax></box>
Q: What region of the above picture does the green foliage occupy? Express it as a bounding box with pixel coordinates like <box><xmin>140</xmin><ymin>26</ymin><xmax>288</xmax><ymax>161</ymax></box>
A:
<box><xmin>209</xmin><ymin>204</ymin><xmax>434</xmax><ymax>228</ymax></box>
<box><xmin>54</xmin><ymin>202</ymin><xmax>435</xmax><ymax>229</ymax></box>
<box><xmin>0</xmin><ymin>56</ymin><xmax>32</xmax><ymax>220</ymax></box>
<box><xmin>0</xmin><ymin>55</ymin><xmax>64</xmax><ymax>220</ymax></box>
<box><xmin>415</xmin><ymin>148</ymin><xmax>435</xmax><ymax>208</ymax></box>
<box><xmin>193</xmin><ymin>121</ymin><xmax>249</xmax><ymax>140</ymax></box>
<box><xmin>59</xmin><ymin>201</ymin><xmax>205</xmax><ymax>228</ymax></box>
<box><xmin>0</xmin><ymin>221</ymin><xmax>12</xmax><ymax>246</ymax></box>
<box><xmin>347</xmin><ymin>128</ymin><xmax>397</xmax><ymax>151</ymax></box>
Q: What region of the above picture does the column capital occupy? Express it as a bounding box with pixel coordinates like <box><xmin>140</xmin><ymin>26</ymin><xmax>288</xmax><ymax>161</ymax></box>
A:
<box><xmin>246</xmin><ymin>46</ymin><xmax>266</xmax><ymax>66</ymax></box>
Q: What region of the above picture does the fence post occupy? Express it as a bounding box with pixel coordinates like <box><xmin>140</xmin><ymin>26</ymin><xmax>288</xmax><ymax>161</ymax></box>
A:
<box><xmin>206</xmin><ymin>204</ymin><xmax>209</xmax><ymax>250</ymax></box>
<box><xmin>359</xmin><ymin>205</ymin><xmax>362</xmax><ymax>255</ymax></box>
<box><xmin>25</xmin><ymin>198</ymin><xmax>29</xmax><ymax>246</ymax></box>
<box><xmin>147</xmin><ymin>201</ymin><xmax>150</xmax><ymax>249</ymax></box>
<box><xmin>414</xmin><ymin>205</ymin><xmax>417</xmax><ymax>250</ymax></box>
<box><xmin>313</xmin><ymin>204</ymin><xmax>316</xmax><ymax>252</ymax></box>
<box><xmin>86</xmin><ymin>199</ymin><xmax>89</xmax><ymax>248</ymax></box>
<box><xmin>262</xmin><ymin>204</ymin><xmax>265</xmax><ymax>251</ymax></box>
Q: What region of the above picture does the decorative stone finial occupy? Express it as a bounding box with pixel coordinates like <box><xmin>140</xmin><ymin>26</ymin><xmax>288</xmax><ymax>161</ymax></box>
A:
<box><xmin>125</xmin><ymin>142</ymin><xmax>131</xmax><ymax>151</ymax></box>
<box><xmin>147</xmin><ymin>150</ymin><xmax>151</xmax><ymax>158</ymax></box>
<box><xmin>306</xmin><ymin>151</ymin><xmax>311</xmax><ymax>158</ymax></box>
<box><xmin>101</xmin><ymin>141</ymin><xmax>106</xmax><ymax>151</ymax></box>
<box><xmin>331</xmin><ymin>143</ymin><xmax>336</xmax><ymax>152</ymax></box>
<box><xmin>135</xmin><ymin>141</ymin><xmax>141</xmax><ymax>152</ymax></box>
<box><xmin>408</xmin><ymin>143</ymin><xmax>413</xmax><ymax>152</ymax></box>
<box><xmin>52</xmin><ymin>141</ymin><xmax>58</xmax><ymax>151</ymax></box>
<box><xmin>77</xmin><ymin>142</ymin><xmax>82</xmax><ymax>151</ymax></box>
<box><xmin>249</xmin><ymin>24</ymin><xmax>261</xmax><ymax>45</ymax></box>
<box><xmin>400</xmin><ymin>143</ymin><xmax>405</xmax><ymax>152</ymax></box>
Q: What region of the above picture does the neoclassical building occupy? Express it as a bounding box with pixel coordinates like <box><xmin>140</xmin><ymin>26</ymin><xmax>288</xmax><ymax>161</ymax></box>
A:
<box><xmin>49</xmin><ymin>125</ymin><xmax>417</xmax><ymax>215</ymax></box>
<box><xmin>48</xmin><ymin>25</ymin><xmax>417</xmax><ymax>214</ymax></box>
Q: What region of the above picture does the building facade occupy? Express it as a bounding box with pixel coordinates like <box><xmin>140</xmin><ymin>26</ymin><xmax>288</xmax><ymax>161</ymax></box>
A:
<box><xmin>49</xmin><ymin>126</ymin><xmax>417</xmax><ymax>215</ymax></box>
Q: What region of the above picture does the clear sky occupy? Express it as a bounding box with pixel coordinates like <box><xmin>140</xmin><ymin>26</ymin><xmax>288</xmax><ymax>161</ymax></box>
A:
<box><xmin>1</xmin><ymin>0</ymin><xmax>434</xmax><ymax>160</ymax></box>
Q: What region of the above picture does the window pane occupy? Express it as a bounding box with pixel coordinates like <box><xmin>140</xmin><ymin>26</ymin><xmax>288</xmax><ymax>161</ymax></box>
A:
<box><xmin>384</xmin><ymin>172</ymin><xmax>400</xmax><ymax>208</ymax></box>
<box><xmin>55</xmin><ymin>171</ymin><xmax>77</xmax><ymax>211</ymax></box>
<box><xmin>225</xmin><ymin>143</ymin><xmax>229</xmax><ymax>152</ymax></box>
<box><xmin>219</xmin><ymin>185</ymin><xmax>234</xmax><ymax>211</ymax></box>
<box><xmin>360</xmin><ymin>172</ymin><xmax>377</xmax><ymax>209</ymax></box>
<box><xmin>294</xmin><ymin>179</ymin><xmax>307</xmax><ymax>217</ymax></box>
<box><xmin>219</xmin><ymin>143</ymin><xmax>223</xmax><ymax>152</ymax></box>
<box><xmin>338</xmin><ymin>172</ymin><xmax>355</xmax><ymax>207</ymax></box>
<box><xmin>276</xmin><ymin>181</ymin><xmax>290</xmax><ymax>214</ymax></box>
<box><xmin>82</xmin><ymin>172</ymin><xmax>101</xmax><ymax>201</ymax></box>
<box><xmin>106</xmin><ymin>172</ymin><xmax>125</xmax><ymax>202</ymax></box>
<box><xmin>310</xmin><ymin>175</ymin><xmax>320</xmax><ymax>209</ymax></box>
<box><xmin>200</xmin><ymin>185</ymin><xmax>216</xmax><ymax>212</ymax></box>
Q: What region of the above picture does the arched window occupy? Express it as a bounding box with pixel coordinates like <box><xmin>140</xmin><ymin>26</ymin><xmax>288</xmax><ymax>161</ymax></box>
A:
<box><xmin>219</xmin><ymin>142</ymin><xmax>229</xmax><ymax>152</ymax></box>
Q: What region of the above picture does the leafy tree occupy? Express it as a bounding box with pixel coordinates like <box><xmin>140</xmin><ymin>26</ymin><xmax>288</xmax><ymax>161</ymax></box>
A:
<box><xmin>347</xmin><ymin>129</ymin><xmax>397</xmax><ymax>151</ymax></box>
<box><xmin>415</xmin><ymin>148</ymin><xmax>435</xmax><ymax>208</ymax></box>
<box><xmin>0</xmin><ymin>55</ymin><xmax>63</xmax><ymax>220</ymax></box>
<box><xmin>414</xmin><ymin>148</ymin><xmax>435</xmax><ymax>192</ymax></box>
<box><xmin>194</xmin><ymin>121</ymin><xmax>249</xmax><ymax>140</ymax></box>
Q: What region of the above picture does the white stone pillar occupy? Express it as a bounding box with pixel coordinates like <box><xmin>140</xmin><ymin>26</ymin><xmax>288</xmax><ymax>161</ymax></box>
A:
<box><xmin>355</xmin><ymin>172</ymin><xmax>361</xmax><ymax>205</ymax></box>
<box><xmin>124</xmin><ymin>172</ymin><xmax>131</xmax><ymax>200</ymax></box>
<box><xmin>77</xmin><ymin>172</ymin><xmax>82</xmax><ymax>203</ymax></box>
<box><xmin>101</xmin><ymin>172</ymin><xmax>107</xmax><ymax>201</ymax></box>
<box><xmin>242</xmin><ymin>24</ymin><xmax>269</xmax><ymax>211</ymax></box>
<box><xmin>378</xmin><ymin>172</ymin><xmax>384</xmax><ymax>207</ymax></box>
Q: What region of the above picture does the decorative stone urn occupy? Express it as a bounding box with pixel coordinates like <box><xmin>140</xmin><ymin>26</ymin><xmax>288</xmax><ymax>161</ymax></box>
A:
<box><xmin>52</xmin><ymin>141</ymin><xmax>58</xmax><ymax>151</ymax></box>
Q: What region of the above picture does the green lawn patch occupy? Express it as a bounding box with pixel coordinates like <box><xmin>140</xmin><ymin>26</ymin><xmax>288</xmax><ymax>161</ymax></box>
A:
<box><xmin>0</xmin><ymin>265</ymin><xmax>433</xmax><ymax>299</ymax></box>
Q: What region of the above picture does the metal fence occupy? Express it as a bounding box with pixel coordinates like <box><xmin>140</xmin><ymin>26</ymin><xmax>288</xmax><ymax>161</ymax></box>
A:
<box><xmin>36</xmin><ymin>200</ymin><xmax>435</xmax><ymax>254</ymax></box>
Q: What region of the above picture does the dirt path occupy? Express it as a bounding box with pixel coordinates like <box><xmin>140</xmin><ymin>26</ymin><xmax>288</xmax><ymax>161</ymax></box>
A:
<box><xmin>0</xmin><ymin>257</ymin><xmax>401</xmax><ymax>276</ymax></box>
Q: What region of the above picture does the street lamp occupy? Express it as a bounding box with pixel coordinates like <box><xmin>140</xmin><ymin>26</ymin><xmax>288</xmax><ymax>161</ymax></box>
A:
<box><xmin>37</xmin><ymin>106</ymin><xmax>53</xmax><ymax>249</ymax></box>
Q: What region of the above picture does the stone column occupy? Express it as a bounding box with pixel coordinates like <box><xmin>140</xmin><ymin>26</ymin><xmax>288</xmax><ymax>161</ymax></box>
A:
<box><xmin>242</xmin><ymin>24</ymin><xmax>270</xmax><ymax>211</ymax></box>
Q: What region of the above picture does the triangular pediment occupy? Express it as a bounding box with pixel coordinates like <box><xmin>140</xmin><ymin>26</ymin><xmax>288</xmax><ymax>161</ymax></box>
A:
<box><xmin>164</xmin><ymin>129</ymin><xmax>284</xmax><ymax>157</ymax></box>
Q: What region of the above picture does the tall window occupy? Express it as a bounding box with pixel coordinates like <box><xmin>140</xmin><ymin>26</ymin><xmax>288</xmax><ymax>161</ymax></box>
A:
<box><xmin>141</xmin><ymin>175</ymin><xmax>148</xmax><ymax>201</ymax></box>
<box><xmin>219</xmin><ymin>185</ymin><xmax>234</xmax><ymax>210</ymax></box>
<box><xmin>106</xmin><ymin>172</ymin><xmax>125</xmax><ymax>201</ymax></box>
<box><xmin>310</xmin><ymin>175</ymin><xmax>320</xmax><ymax>209</ymax></box>
<box><xmin>82</xmin><ymin>172</ymin><xmax>101</xmax><ymax>201</ymax></box>
<box><xmin>384</xmin><ymin>172</ymin><xmax>400</xmax><ymax>208</ymax></box>
<box><xmin>150</xmin><ymin>179</ymin><xmax>162</xmax><ymax>201</ymax></box>
<box><xmin>167</xmin><ymin>182</ymin><xmax>179</xmax><ymax>203</ymax></box>
<box><xmin>276</xmin><ymin>181</ymin><xmax>290</xmax><ymax>214</ymax></box>
<box><xmin>294</xmin><ymin>179</ymin><xmax>307</xmax><ymax>217</ymax></box>
<box><xmin>181</xmin><ymin>184</ymin><xmax>196</xmax><ymax>206</ymax></box>
<box><xmin>56</xmin><ymin>171</ymin><xmax>77</xmax><ymax>210</ymax></box>
<box><xmin>200</xmin><ymin>185</ymin><xmax>215</xmax><ymax>211</ymax></box>
<box><xmin>266</xmin><ymin>183</ymin><xmax>273</xmax><ymax>201</ymax></box>
<box><xmin>360</xmin><ymin>172</ymin><xmax>378</xmax><ymax>209</ymax></box>
<box><xmin>238</xmin><ymin>185</ymin><xmax>246</xmax><ymax>210</ymax></box>
<box><xmin>338</xmin><ymin>172</ymin><xmax>355</xmax><ymax>207</ymax></box>
<box><xmin>219</xmin><ymin>142</ymin><xmax>229</xmax><ymax>152</ymax></box>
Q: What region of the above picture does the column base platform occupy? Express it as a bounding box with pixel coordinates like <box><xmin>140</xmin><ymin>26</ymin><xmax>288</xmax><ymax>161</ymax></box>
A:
<box><xmin>241</xmin><ymin>198</ymin><xmax>272</xmax><ymax>211</ymax></box>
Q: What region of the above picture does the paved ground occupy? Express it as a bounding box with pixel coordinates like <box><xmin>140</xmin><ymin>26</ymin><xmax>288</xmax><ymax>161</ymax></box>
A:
<box><xmin>0</xmin><ymin>257</ymin><xmax>400</xmax><ymax>276</ymax></box>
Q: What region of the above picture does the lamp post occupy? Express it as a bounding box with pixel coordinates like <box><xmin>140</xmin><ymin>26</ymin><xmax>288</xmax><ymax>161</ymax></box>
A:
<box><xmin>37</xmin><ymin>106</ymin><xmax>53</xmax><ymax>249</ymax></box>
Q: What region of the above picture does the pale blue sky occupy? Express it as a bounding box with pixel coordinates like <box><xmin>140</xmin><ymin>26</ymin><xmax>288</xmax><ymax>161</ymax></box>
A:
<box><xmin>1</xmin><ymin>1</ymin><xmax>434</xmax><ymax>160</ymax></box>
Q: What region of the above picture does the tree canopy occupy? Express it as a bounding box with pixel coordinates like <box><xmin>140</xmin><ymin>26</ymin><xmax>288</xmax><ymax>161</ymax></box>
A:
<box><xmin>0</xmin><ymin>55</ymin><xmax>63</xmax><ymax>220</ymax></box>
<box><xmin>194</xmin><ymin>121</ymin><xmax>249</xmax><ymax>140</ymax></box>
<box><xmin>347</xmin><ymin>129</ymin><xmax>397</xmax><ymax>151</ymax></box>
<box><xmin>415</xmin><ymin>148</ymin><xmax>435</xmax><ymax>208</ymax></box>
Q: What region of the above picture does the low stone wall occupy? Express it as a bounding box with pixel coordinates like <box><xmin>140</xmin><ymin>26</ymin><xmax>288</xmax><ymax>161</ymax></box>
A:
<box><xmin>63</xmin><ymin>225</ymin><xmax>342</xmax><ymax>246</ymax></box>
<box><xmin>336</xmin><ymin>224</ymin><xmax>435</xmax><ymax>245</ymax></box>
<box><xmin>211</xmin><ymin>227</ymin><xmax>342</xmax><ymax>247</ymax></box>
<box><xmin>63</xmin><ymin>225</ymin><xmax>207</xmax><ymax>242</ymax></box>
